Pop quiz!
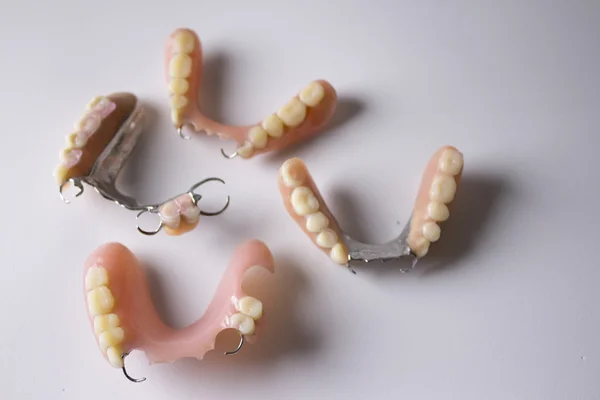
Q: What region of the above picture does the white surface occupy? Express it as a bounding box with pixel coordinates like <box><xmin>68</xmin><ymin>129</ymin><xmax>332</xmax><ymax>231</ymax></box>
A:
<box><xmin>1</xmin><ymin>0</ymin><xmax>599</xmax><ymax>398</ymax></box>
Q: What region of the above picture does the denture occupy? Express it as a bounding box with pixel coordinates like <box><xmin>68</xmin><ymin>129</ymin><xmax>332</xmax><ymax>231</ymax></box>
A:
<box><xmin>54</xmin><ymin>92</ymin><xmax>230</xmax><ymax>236</ymax></box>
<box><xmin>83</xmin><ymin>240</ymin><xmax>274</xmax><ymax>382</ymax></box>
<box><xmin>277</xmin><ymin>146</ymin><xmax>464</xmax><ymax>272</ymax></box>
<box><xmin>164</xmin><ymin>28</ymin><xmax>338</xmax><ymax>159</ymax></box>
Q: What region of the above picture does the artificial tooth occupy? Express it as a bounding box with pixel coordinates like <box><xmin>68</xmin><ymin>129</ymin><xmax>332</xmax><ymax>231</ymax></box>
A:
<box><xmin>53</xmin><ymin>165</ymin><xmax>68</xmax><ymax>184</ymax></box>
<box><xmin>94</xmin><ymin>314</ymin><xmax>120</xmax><ymax>334</ymax></box>
<box><xmin>85</xmin><ymin>266</ymin><xmax>109</xmax><ymax>290</ymax></box>
<box><xmin>173</xmin><ymin>30</ymin><xmax>195</xmax><ymax>54</ymax></box>
<box><xmin>438</xmin><ymin>149</ymin><xmax>464</xmax><ymax>176</ymax></box>
<box><xmin>330</xmin><ymin>243</ymin><xmax>349</xmax><ymax>265</ymax></box>
<box><xmin>87</xmin><ymin>286</ymin><xmax>115</xmax><ymax>317</ymax></box>
<box><xmin>277</xmin><ymin>98</ymin><xmax>306</xmax><ymax>128</ymax></box>
<box><xmin>290</xmin><ymin>186</ymin><xmax>319</xmax><ymax>216</ymax></box>
<box><xmin>171</xmin><ymin>110</ymin><xmax>183</xmax><ymax>125</ymax></box>
<box><xmin>248</xmin><ymin>126</ymin><xmax>268</xmax><ymax>149</ymax></box>
<box><xmin>169</xmin><ymin>78</ymin><xmax>190</xmax><ymax>95</ymax></box>
<box><xmin>422</xmin><ymin>222</ymin><xmax>441</xmax><ymax>242</ymax></box>
<box><xmin>316</xmin><ymin>228</ymin><xmax>338</xmax><ymax>248</ymax></box>
<box><xmin>410</xmin><ymin>236</ymin><xmax>430</xmax><ymax>258</ymax></box>
<box><xmin>106</xmin><ymin>347</ymin><xmax>124</xmax><ymax>368</ymax></box>
<box><xmin>299</xmin><ymin>81</ymin><xmax>325</xmax><ymax>107</ymax></box>
<box><xmin>170</xmin><ymin>95</ymin><xmax>189</xmax><ymax>110</ymax></box>
<box><xmin>236</xmin><ymin>141</ymin><xmax>254</xmax><ymax>159</ymax></box>
<box><xmin>427</xmin><ymin>201</ymin><xmax>449</xmax><ymax>222</ymax></box>
<box><xmin>86</xmin><ymin>96</ymin><xmax>103</xmax><ymax>110</ymax></box>
<box><xmin>99</xmin><ymin>327</ymin><xmax>125</xmax><ymax>351</ymax></box>
<box><xmin>169</xmin><ymin>54</ymin><xmax>193</xmax><ymax>78</ymax></box>
<box><xmin>280</xmin><ymin>159</ymin><xmax>305</xmax><ymax>188</ymax></box>
<box><xmin>65</xmin><ymin>132</ymin><xmax>78</xmax><ymax>148</ymax></box>
<box><xmin>159</xmin><ymin>201</ymin><xmax>181</xmax><ymax>229</ymax></box>
<box><xmin>228</xmin><ymin>313</ymin><xmax>255</xmax><ymax>335</ymax></box>
<box><xmin>306</xmin><ymin>212</ymin><xmax>329</xmax><ymax>233</ymax></box>
<box><xmin>262</xmin><ymin>114</ymin><xmax>284</xmax><ymax>138</ymax></box>
<box><xmin>180</xmin><ymin>205</ymin><xmax>201</xmax><ymax>223</ymax></box>
<box><xmin>237</xmin><ymin>296</ymin><xmax>263</xmax><ymax>320</ymax></box>
<box><xmin>430</xmin><ymin>174</ymin><xmax>457</xmax><ymax>204</ymax></box>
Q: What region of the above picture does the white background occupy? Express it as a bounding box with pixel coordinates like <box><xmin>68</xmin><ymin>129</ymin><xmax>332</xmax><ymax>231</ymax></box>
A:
<box><xmin>1</xmin><ymin>0</ymin><xmax>599</xmax><ymax>399</ymax></box>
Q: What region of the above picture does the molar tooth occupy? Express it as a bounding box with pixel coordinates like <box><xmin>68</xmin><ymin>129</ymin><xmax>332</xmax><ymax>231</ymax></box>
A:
<box><xmin>280</xmin><ymin>159</ymin><xmax>305</xmax><ymax>188</ymax></box>
<box><xmin>170</xmin><ymin>95</ymin><xmax>189</xmax><ymax>110</ymax></box>
<box><xmin>262</xmin><ymin>114</ymin><xmax>284</xmax><ymax>138</ymax></box>
<box><xmin>277</xmin><ymin>98</ymin><xmax>306</xmax><ymax>128</ymax></box>
<box><xmin>87</xmin><ymin>286</ymin><xmax>115</xmax><ymax>317</ymax></box>
<box><xmin>237</xmin><ymin>296</ymin><xmax>263</xmax><ymax>320</ymax></box>
<box><xmin>422</xmin><ymin>222</ymin><xmax>441</xmax><ymax>242</ymax></box>
<box><xmin>172</xmin><ymin>30</ymin><xmax>195</xmax><ymax>54</ymax></box>
<box><xmin>228</xmin><ymin>313</ymin><xmax>255</xmax><ymax>335</ymax></box>
<box><xmin>94</xmin><ymin>314</ymin><xmax>120</xmax><ymax>334</ymax></box>
<box><xmin>290</xmin><ymin>187</ymin><xmax>319</xmax><ymax>216</ymax></box>
<box><xmin>171</xmin><ymin>110</ymin><xmax>183</xmax><ymax>126</ymax></box>
<box><xmin>169</xmin><ymin>78</ymin><xmax>189</xmax><ymax>95</ymax></box>
<box><xmin>159</xmin><ymin>201</ymin><xmax>181</xmax><ymax>229</ymax></box>
<box><xmin>316</xmin><ymin>228</ymin><xmax>338</xmax><ymax>248</ymax></box>
<box><xmin>65</xmin><ymin>132</ymin><xmax>78</xmax><ymax>148</ymax></box>
<box><xmin>106</xmin><ymin>347</ymin><xmax>124</xmax><ymax>368</ymax></box>
<box><xmin>236</xmin><ymin>141</ymin><xmax>254</xmax><ymax>159</ymax></box>
<box><xmin>409</xmin><ymin>236</ymin><xmax>430</xmax><ymax>258</ymax></box>
<box><xmin>86</xmin><ymin>96</ymin><xmax>103</xmax><ymax>110</ymax></box>
<box><xmin>427</xmin><ymin>201</ymin><xmax>449</xmax><ymax>222</ymax></box>
<box><xmin>98</xmin><ymin>327</ymin><xmax>125</xmax><ymax>351</ymax></box>
<box><xmin>330</xmin><ymin>243</ymin><xmax>349</xmax><ymax>265</ymax></box>
<box><xmin>60</xmin><ymin>149</ymin><xmax>82</xmax><ymax>169</ymax></box>
<box><xmin>248</xmin><ymin>126</ymin><xmax>268</xmax><ymax>149</ymax></box>
<box><xmin>169</xmin><ymin>54</ymin><xmax>193</xmax><ymax>78</ymax></box>
<box><xmin>438</xmin><ymin>149</ymin><xmax>464</xmax><ymax>176</ymax></box>
<box><xmin>53</xmin><ymin>165</ymin><xmax>68</xmax><ymax>184</ymax></box>
<box><xmin>299</xmin><ymin>81</ymin><xmax>325</xmax><ymax>107</ymax></box>
<box><xmin>85</xmin><ymin>266</ymin><xmax>108</xmax><ymax>291</ymax></box>
<box><xmin>430</xmin><ymin>174</ymin><xmax>457</xmax><ymax>204</ymax></box>
<box><xmin>306</xmin><ymin>212</ymin><xmax>329</xmax><ymax>233</ymax></box>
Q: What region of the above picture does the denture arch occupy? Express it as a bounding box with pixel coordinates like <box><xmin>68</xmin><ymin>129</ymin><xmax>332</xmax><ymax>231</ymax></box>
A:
<box><xmin>165</xmin><ymin>28</ymin><xmax>338</xmax><ymax>159</ymax></box>
<box><xmin>83</xmin><ymin>239</ymin><xmax>274</xmax><ymax>382</ymax></box>
<box><xmin>277</xmin><ymin>146</ymin><xmax>464</xmax><ymax>273</ymax></box>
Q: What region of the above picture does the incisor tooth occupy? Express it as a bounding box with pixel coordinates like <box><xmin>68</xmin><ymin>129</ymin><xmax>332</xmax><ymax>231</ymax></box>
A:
<box><xmin>427</xmin><ymin>201</ymin><xmax>449</xmax><ymax>222</ymax></box>
<box><xmin>422</xmin><ymin>222</ymin><xmax>441</xmax><ymax>242</ymax></box>
<box><xmin>438</xmin><ymin>149</ymin><xmax>464</xmax><ymax>176</ymax></box>
<box><xmin>430</xmin><ymin>174</ymin><xmax>457</xmax><ymax>204</ymax></box>
<box><xmin>330</xmin><ymin>243</ymin><xmax>349</xmax><ymax>265</ymax></box>
<box><xmin>236</xmin><ymin>141</ymin><xmax>254</xmax><ymax>158</ymax></box>
<box><xmin>169</xmin><ymin>78</ymin><xmax>189</xmax><ymax>95</ymax></box>
<box><xmin>248</xmin><ymin>126</ymin><xmax>268</xmax><ymax>149</ymax></box>
<box><xmin>94</xmin><ymin>314</ymin><xmax>120</xmax><ymax>334</ymax></box>
<box><xmin>316</xmin><ymin>228</ymin><xmax>338</xmax><ymax>248</ymax></box>
<box><xmin>277</xmin><ymin>98</ymin><xmax>306</xmax><ymax>127</ymax></box>
<box><xmin>169</xmin><ymin>54</ymin><xmax>193</xmax><ymax>78</ymax></box>
<box><xmin>170</xmin><ymin>95</ymin><xmax>189</xmax><ymax>110</ymax></box>
<box><xmin>87</xmin><ymin>286</ymin><xmax>115</xmax><ymax>317</ymax></box>
<box><xmin>237</xmin><ymin>296</ymin><xmax>263</xmax><ymax>320</ymax></box>
<box><xmin>280</xmin><ymin>159</ymin><xmax>305</xmax><ymax>188</ymax></box>
<box><xmin>306</xmin><ymin>212</ymin><xmax>329</xmax><ymax>233</ymax></box>
<box><xmin>228</xmin><ymin>313</ymin><xmax>255</xmax><ymax>335</ymax></box>
<box><xmin>262</xmin><ymin>114</ymin><xmax>284</xmax><ymax>138</ymax></box>
<box><xmin>106</xmin><ymin>347</ymin><xmax>124</xmax><ymax>368</ymax></box>
<box><xmin>99</xmin><ymin>327</ymin><xmax>125</xmax><ymax>351</ymax></box>
<box><xmin>299</xmin><ymin>81</ymin><xmax>325</xmax><ymax>107</ymax></box>
<box><xmin>290</xmin><ymin>187</ymin><xmax>319</xmax><ymax>216</ymax></box>
<box><xmin>85</xmin><ymin>266</ymin><xmax>108</xmax><ymax>291</ymax></box>
<box><xmin>172</xmin><ymin>30</ymin><xmax>195</xmax><ymax>54</ymax></box>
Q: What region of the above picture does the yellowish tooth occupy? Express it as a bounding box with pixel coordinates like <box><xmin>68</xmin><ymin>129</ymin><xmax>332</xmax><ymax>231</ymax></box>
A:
<box><xmin>169</xmin><ymin>78</ymin><xmax>189</xmax><ymax>95</ymax></box>
<box><xmin>330</xmin><ymin>242</ymin><xmax>349</xmax><ymax>265</ymax></box>
<box><xmin>236</xmin><ymin>141</ymin><xmax>254</xmax><ymax>158</ymax></box>
<box><xmin>169</xmin><ymin>54</ymin><xmax>193</xmax><ymax>78</ymax></box>
<box><xmin>409</xmin><ymin>236</ymin><xmax>430</xmax><ymax>258</ymax></box>
<box><xmin>427</xmin><ymin>201</ymin><xmax>449</xmax><ymax>222</ymax></box>
<box><xmin>170</xmin><ymin>95</ymin><xmax>189</xmax><ymax>110</ymax></box>
<box><xmin>228</xmin><ymin>313</ymin><xmax>255</xmax><ymax>335</ymax></box>
<box><xmin>430</xmin><ymin>174</ymin><xmax>457</xmax><ymax>204</ymax></box>
<box><xmin>306</xmin><ymin>212</ymin><xmax>329</xmax><ymax>233</ymax></box>
<box><xmin>248</xmin><ymin>126</ymin><xmax>268</xmax><ymax>149</ymax></box>
<box><xmin>237</xmin><ymin>296</ymin><xmax>263</xmax><ymax>320</ymax></box>
<box><xmin>87</xmin><ymin>286</ymin><xmax>115</xmax><ymax>317</ymax></box>
<box><xmin>172</xmin><ymin>30</ymin><xmax>195</xmax><ymax>54</ymax></box>
<box><xmin>86</xmin><ymin>96</ymin><xmax>103</xmax><ymax>110</ymax></box>
<box><xmin>94</xmin><ymin>314</ymin><xmax>120</xmax><ymax>335</ymax></box>
<box><xmin>422</xmin><ymin>222</ymin><xmax>441</xmax><ymax>242</ymax></box>
<box><xmin>106</xmin><ymin>347</ymin><xmax>124</xmax><ymax>368</ymax></box>
<box><xmin>53</xmin><ymin>165</ymin><xmax>68</xmax><ymax>184</ymax></box>
<box><xmin>277</xmin><ymin>98</ymin><xmax>306</xmax><ymax>128</ymax></box>
<box><xmin>438</xmin><ymin>149</ymin><xmax>463</xmax><ymax>176</ymax></box>
<box><xmin>299</xmin><ymin>81</ymin><xmax>325</xmax><ymax>107</ymax></box>
<box><xmin>65</xmin><ymin>132</ymin><xmax>78</xmax><ymax>148</ymax></box>
<box><xmin>262</xmin><ymin>114</ymin><xmax>284</xmax><ymax>138</ymax></box>
<box><xmin>171</xmin><ymin>110</ymin><xmax>183</xmax><ymax>126</ymax></box>
<box><xmin>280</xmin><ymin>159</ymin><xmax>305</xmax><ymax>188</ymax></box>
<box><xmin>316</xmin><ymin>228</ymin><xmax>338</xmax><ymax>248</ymax></box>
<box><xmin>290</xmin><ymin>187</ymin><xmax>319</xmax><ymax>216</ymax></box>
<box><xmin>85</xmin><ymin>266</ymin><xmax>109</xmax><ymax>291</ymax></box>
<box><xmin>99</xmin><ymin>327</ymin><xmax>125</xmax><ymax>351</ymax></box>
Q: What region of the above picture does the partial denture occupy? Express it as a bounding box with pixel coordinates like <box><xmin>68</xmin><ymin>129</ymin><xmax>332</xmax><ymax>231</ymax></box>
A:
<box><xmin>158</xmin><ymin>194</ymin><xmax>201</xmax><ymax>236</ymax></box>
<box><xmin>83</xmin><ymin>240</ymin><xmax>274</xmax><ymax>379</ymax></box>
<box><xmin>165</xmin><ymin>28</ymin><xmax>337</xmax><ymax>159</ymax></box>
<box><xmin>277</xmin><ymin>146</ymin><xmax>464</xmax><ymax>272</ymax></box>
